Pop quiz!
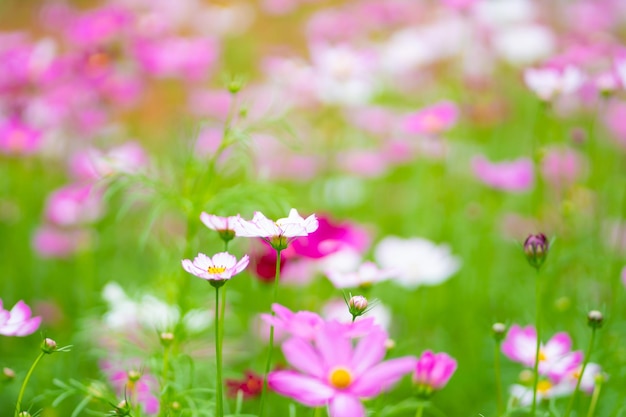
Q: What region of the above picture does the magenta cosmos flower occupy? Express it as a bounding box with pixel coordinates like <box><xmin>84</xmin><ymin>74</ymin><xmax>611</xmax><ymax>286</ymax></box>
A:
<box><xmin>502</xmin><ymin>324</ymin><xmax>582</xmax><ymax>382</ymax></box>
<box><xmin>472</xmin><ymin>155</ymin><xmax>534</xmax><ymax>192</ymax></box>
<box><xmin>181</xmin><ymin>252</ymin><xmax>249</xmax><ymax>284</ymax></box>
<box><xmin>0</xmin><ymin>300</ymin><xmax>42</xmax><ymax>337</ymax></box>
<box><xmin>268</xmin><ymin>324</ymin><xmax>416</xmax><ymax>417</ymax></box>
<box><xmin>413</xmin><ymin>350</ymin><xmax>457</xmax><ymax>396</ymax></box>
<box><xmin>402</xmin><ymin>101</ymin><xmax>459</xmax><ymax>136</ymax></box>
<box><xmin>234</xmin><ymin>209</ymin><xmax>319</xmax><ymax>250</ymax></box>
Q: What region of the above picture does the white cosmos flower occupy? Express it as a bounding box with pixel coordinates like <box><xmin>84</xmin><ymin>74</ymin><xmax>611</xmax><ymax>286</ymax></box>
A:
<box><xmin>374</xmin><ymin>236</ymin><xmax>461</xmax><ymax>289</ymax></box>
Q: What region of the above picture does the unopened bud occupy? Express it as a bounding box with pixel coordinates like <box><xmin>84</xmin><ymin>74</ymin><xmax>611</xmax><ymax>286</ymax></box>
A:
<box><xmin>171</xmin><ymin>401</ymin><xmax>182</xmax><ymax>410</ymax></box>
<box><xmin>218</xmin><ymin>229</ymin><xmax>236</xmax><ymax>243</ymax></box>
<box><xmin>3</xmin><ymin>367</ymin><xmax>15</xmax><ymax>381</ymax></box>
<box><xmin>41</xmin><ymin>338</ymin><xmax>57</xmax><ymax>354</ymax></box>
<box><xmin>523</xmin><ymin>233</ymin><xmax>549</xmax><ymax>270</ymax></box>
<box><xmin>113</xmin><ymin>400</ymin><xmax>132</xmax><ymax>416</ymax></box>
<box><xmin>127</xmin><ymin>370</ymin><xmax>141</xmax><ymax>382</ymax></box>
<box><xmin>227</xmin><ymin>80</ymin><xmax>243</xmax><ymax>94</ymax></box>
<box><xmin>348</xmin><ymin>295</ymin><xmax>368</xmax><ymax>313</ymax></box>
<box><xmin>18</xmin><ymin>412</ymin><xmax>31</xmax><ymax>417</ymax></box>
<box><xmin>587</xmin><ymin>310</ymin><xmax>603</xmax><ymax>329</ymax></box>
<box><xmin>160</xmin><ymin>332</ymin><xmax>174</xmax><ymax>346</ymax></box>
<box><xmin>492</xmin><ymin>323</ymin><xmax>507</xmax><ymax>342</ymax></box>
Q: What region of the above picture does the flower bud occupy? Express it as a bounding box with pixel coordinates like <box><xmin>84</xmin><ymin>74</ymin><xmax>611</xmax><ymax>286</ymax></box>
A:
<box><xmin>127</xmin><ymin>370</ymin><xmax>141</xmax><ymax>383</ymax></box>
<box><xmin>218</xmin><ymin>229</ymin><xmax>236</xmax><ymax>243</ymax></box>
<box><xmin>160</xmin><ymin>332</ymin><xmax>175</xmax><ymax>346</ymax></box>
<box><xmin>348</xmin><ymin>295</ymin><xmax>368</xmax><ymax>313</ymax></box>
<box><xmin>523</xmin><ymin>233</ymin><xmax>549</xmax><ymax>270</ymax></box>
<box><xmin>3</xmin><ymin>367</ymin><xmax>15</xmax><ymax>382</ymax></box>
<box><xmin>18</xmin><ymin>412</ymin><xmax>31</xmax><ymax>417</ymax></box>
<box><xmin>41</xmin><ymin>338</ymin><xmax>57</xmax><ymax>354</ymax></box>
<box><xmin>227</xmin><ymin>80</ymin><xmax>243</xmax><ymax>94</ymax></box>
<box><xmin>587</xmin><ymin>310</ymin><xmax>603</xmax><ymax>329</ymax></box>
<box><xmin>113</xmin><ymin>400</ymin><xmax>132</xmax><ymax>416</ymax></box>
<box><xmin>492</xmin><ymin>323</ymin><xmax>507</xmax><ymax>342</ymax></box>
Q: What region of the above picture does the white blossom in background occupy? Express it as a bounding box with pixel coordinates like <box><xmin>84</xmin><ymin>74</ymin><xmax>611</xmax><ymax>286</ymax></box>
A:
<box><xmin>374</xmin><ymin>236</ymin><xmax>461</xmax><ymax>289</ymax></box>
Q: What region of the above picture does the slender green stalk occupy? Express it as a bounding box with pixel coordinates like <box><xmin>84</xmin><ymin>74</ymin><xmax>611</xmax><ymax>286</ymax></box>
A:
<box><xmin>313</xmin><ymin>406</ymin><xmax>324</xmax><ymax>417</ymax></box>
<box><xmin>586</xmin><ymin>377</ymin><xmax>602</xmax><ymax>417</ymax></box>
<box><xmin>215</xmin><ymin>285</ymin><xmax>224</xmax><ymax>417</ymax></box>
<box><xmin>259</xmin><ymin>248</ymin><xmax>283</xmax><ymax>417</ymax></box>
<box><xmin>564</xmin><ymin>327</ymin><xmax>597</xmax><ymax>417</ymax></box>
<box><xmin>494</xmin><ymin>339</ymin><xmax>504</xmax><ymax>416</ymax></box>
<box><xmin>158</xmin><ymin>340</ymin><xmax>172</xmax><ymax>417</ymax></box>
<box><xmin>415</xmin><ymin>403</ymin><xmax>425</xmax><ymax>417</ymax></box>
<box><xmin>530</xmin><ymin>269</ymin><xmax>541</xmax><ymax>417</ymax></box>
<box><xmin>14</xmin><ymin>351</ymin><xmax>45</xmax><ymax>417</ymax></box>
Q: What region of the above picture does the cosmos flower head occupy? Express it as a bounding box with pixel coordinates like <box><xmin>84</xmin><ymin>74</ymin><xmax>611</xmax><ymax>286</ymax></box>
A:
<box><xmin>181</xmin><ymin>252</ymin><xmax>249</xmax><ymax>286</ymax></box>
<box><xmin>200</xmin><ymin>213</ymin><xmax>240</xmax><ymax>242</ymax></box>
<box><xmin>0</xmin><ymin>299</ymin><xmax>42</xmax><ymax>337</ymax></box>
<box><xmin>413</xmin><ymin>350</ymin><xmax>458</xmax><ymax>397</ymax></box>
<box><xmin>234</xmin><ymin>209</ymin><xmax>319</xmax><ymax>251</ymax></box>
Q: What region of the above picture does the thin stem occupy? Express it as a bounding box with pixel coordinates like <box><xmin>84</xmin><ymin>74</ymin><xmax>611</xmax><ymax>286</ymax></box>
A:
<box><xmin>158</xmin><ymin>343</ymin><xmax>171</xmax><ymax>417</ymax></box>
<box><xmin>586</xmin><ymin>377</ymin><xmax>602</xmax><ymax>417</ymax></box>
<box><xmin>415</xmin><ymin>403</ymin><xmax>425</xmax><ymax>417</ymax></box>
<box><xmin>531</xmin><ymin>269</ymin><xmax>541</xmax><ymax>417</ymax></box>
<box><xmin>215</xmin><ymin>286</ymin><xmax>224</xmax><ymax>417</ymax></box>
<box><xmin>15</xmin><ymin>351</ymin><xmax>45</xmax><ymax>417</ymax></box>
<box><xmin>564</xmin><ymin>327</ymin><xmax>597</xmax><ymax>417</ymax></box>
<box><xmin>313</xmin><ymin>406</ymin><xmax>324</xmax><ymax>417</ymax></box>
<box><xmin>259</xmin><ymin>249</ymin><xmax>282</xmax><ymax>417</ymax></box>
<box><xmin>494</xmin><ymin>339</ymin><xmax>504</xmax><ymax>416</ymax></box>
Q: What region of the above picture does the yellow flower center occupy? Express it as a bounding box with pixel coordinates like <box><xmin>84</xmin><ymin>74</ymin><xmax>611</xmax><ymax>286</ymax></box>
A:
<box><xmin>208</xmin><ymin>266</ymin><xmax>227</xmax><ymax>274</ymax></box>
<box><xmin>328</xmin><ymin>367</ymin><xmax>352</xmax><ymax>389</ymax></box>
<box><xmin>538</xmin><ymin>350</ymin><xmax>547</xmax><ymax>362</ymax></box>
<box><xmin>537</xmin><ymin>380</ymin><xmax>552</xmax><ymax>394</ymax></box>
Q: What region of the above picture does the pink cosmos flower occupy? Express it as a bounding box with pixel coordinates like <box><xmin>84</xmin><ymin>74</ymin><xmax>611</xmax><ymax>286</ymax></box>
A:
<box><xmin>289</xmin><ymin>216</ymin><xmax>369</xmax><ymax>260</ymax></box>
<box><xmin>0</xmin><ymin>300</ymin><xmax>42</xmax><ymax>337</ymax></box>
<box><xmin>413</xmin><ymin>350</ymin><xmax>457</xmax><ymax>393</ymax></box>
<box><xmin>523</xmin><ymin>65</ymin><xmax>585</xmax><ymax>102</ymax></box>
<box><xmin>502</xmin><ymin>325</ymin><xmax>583</xmax><ymax>382</ymax></box>
<box><xmin>262</xmin><ymin>304</ymin><xmax>376</xmax><ymax>342</ymax></box>
<box><xmin>44</xmin><ymin>183</ymin><xmax>104</xmax><ymax>227</ymax></box>
<box><xmin>69</xmin><ymin>142</ymin><xmax>148</xmax><ymax>181</ymax></box>
<box><xmin>325</xmin><ymin>261</ymin><xmax>394</xmax><ymax>289</ymax></box>
<box><xmin>234</xmin><ymin>209</ymin><xmax>319</xmax><ymax>250</ymax></box>
<box><xmin>64</xmin><ymin>6</ymin><xmax>132</xmax><ymax>47</ymax></box>
<box><xmin>540</xmin><ymin>147</ymin><xmax>585</xmax><ymax>189</ymax></box>
<box><xmin>181</xmin><ymin>252</ymin><xmax>249</xmax><ymax>282</ymax></box>
<box><xmin>472</xmin><ymin>155</ymin><xmax>534</xmax><ymax>192</ymax></box>
<box><xmin>200</xmin><ymin>213</ymin><xmax>240</xmax><ymax>242</ymax></box>
<box><xmin>32</xmin><ymin>226</ymin><xmax>92</xmax><ymax>258</ymax></box>
<box><xmin>268</xmin><ymin>324</ymin><xmax>416</xmax><ymax>417</ymax></box>
<box><xmin>103</xmin><ymin>362</ymin><xmax>159</xmax><ymax>415</ymax></box>
<box><xmin>0</xmin><ymin>118</ymin><xmax>43</xmax><ymax>156</ymax></box>
<box><xmin>402</xmin><ymin>101</ymin><xmax>459</xmax><ymax>136</ymax></box>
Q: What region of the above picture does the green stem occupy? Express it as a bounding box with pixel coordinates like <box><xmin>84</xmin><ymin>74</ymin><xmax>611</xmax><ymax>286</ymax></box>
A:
<box><xmin>494</xmin><ymin>339</ymin><xmax>504</xmax><ymax>416</ymax></box>
<box><xmin>15</xmin><ymin>351</ymin><xmax>45</xmax><ymax>417</ymax></box>
<box><xmin>531</xmin><ymin>269</ymin><xmax>541</xmax><ymax>417</ymax></box>
<box><xmin>215</xmin><ymin>286</ymin><xmax>224</xmax><ymax>417</ymax></box>
<box><xmin>158</xmin><ymin>343</ymin><xmax>171</xmax><ymax>417</ymax></box>
<box><xmin>313</xmin><ymin>406</ymin><xmax>324</xmax><ymax>417</ymax></box>
<box><xmin>564</xmin><ymin>327</ymin><xmax>597</xmax><ymax>417</ymax></box>
<box><xmin>259</xmin><ymin>249</ymin><xmax>282</xmax><ymax>417</ymax></box>
<box><xmin>586</xmin><ymin>377</ymin><xmax>602</xmax><ymax>417</ymax></box>
<box><xmin>415</xmin><ymin>403</ymin><xmax>424</xmax><ymax>417</ymax></box>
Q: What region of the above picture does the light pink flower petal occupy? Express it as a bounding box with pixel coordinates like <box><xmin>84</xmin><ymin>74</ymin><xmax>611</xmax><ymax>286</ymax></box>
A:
<box><xmin>282</xmin><ymin>337</ymin><xmax>325</xmax><ymax>379</ymax></box>
<box><xmin>349</xmin><ymin>356</ymin><xmax>416</xmax><ymax>397</ymax></box>
<box><xmin>211</xmin><ymin>252</ymin><xmax>237</xmax><ymax>269</ymax></box>
<box><xmin>232</xmin><ymin>255</ymin><xmax>250</xmax><ymax>274</ymax></box>
<box><xmin>200</xmin><ymin>212</ymin><xmax>228</xmax><ymax>230</ymax></box>
<box><xmin>502</xmin><ymin>325</ymin><xmax>537</xmax><ymax>366</ymax></box>
<box><xmin>315</xmin><ymin>326</ymin><xmax>353</xmax><ymax>370</ymax></box>
<box><xmin>329</xmin><ymin>393</ymin><xmax>364</xmax><ymax>417</ymax></box>
<box><xmin>544</xmin><ymin>351</ymin><xmax>583</xmax><ymax>383</ymax></box>
<box><xmin>544</xmin><ymin>332</ymin><xmax>572</xmax><ymax>358</ymax></box>
<box><xmin>268</xmin><ymin>371</ymin><xmax>335</xmax><ymax>406</ymax></box>
<box><xmin>13</xmin><ymin>316</ymin><xmax>42</xmax><ymax>336</ymax></box>
<box><xmin>350</xmin><ymin>328</ymin><xmax>388</xmax><ymax>376</ymax></box>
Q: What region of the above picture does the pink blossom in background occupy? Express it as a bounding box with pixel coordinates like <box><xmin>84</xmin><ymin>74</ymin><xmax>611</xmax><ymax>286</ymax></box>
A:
<box><xmin>346</xmin><ymin>106</ymin><xmax>398</xmax><ymax>136</ymax></box>
<box><xmin>32</xmin><ymin>226</ymin><xmax>92</xmax><ymax>258</ymax></box>
<box><xmin>306</xmin><ymin>9</ymin><xmax>361</xmax><ymax>44</ymax></box>
<box><xmin>64</xmin><ymin>5</ymin><xmax>133</xmax><ymax>47</ymax></box>
<box><xmin>289</xmin><ymin>216</ymin><xmax>370</xmax><ymax>260</ymax></box>
<box><xmin>0</xmin><ymin>299</ymin><xmax>42</xmax><ymax>337</ymax></box>
<box><xmin>413</xmin><ymin>350</ymin><xmax>457</xmax><ymax>392</ymax></box>
<box><xmin>104</xmin><ymin>363</ymin><xmax>159</xmax><ymax>415</ymax></box>
<box><xmin>325</xmin><ymin>261</ymin><xmax>394</xmax><ymax>289</ymax></box>
<box><xmin>472</xmin><ymin>155</ymin><xmax>534</xmax><ymax>192</ymax></box>
<box><xmin>133</xmin><ymin>36</ymin><xmax>219</xmax><ymax>81</ymax></box>
<box><xmin>0</xmin><ymin>118</ymin><xmax>43</xmax><ymax>155</ymax></box>
<box><xmin>251</xmin><ymin>134</ymin><xmax>320</xmax><ymax>181</ymax></box>
<box><xmin>605</xmin><ymin>100</ymin><xmax>626</xmax><ymax>148</ymax></box>
<box><xmin>188</xmin><ymin>89</ymin><xmax>232</xmax><ymax>120</ymax></box>
<box><xmin>502</xmin><ymin>325</ymin><xmax>583</xmax><ymax>382</ymax></box>
<box><xmin>523</xmin><ymin>65</ymin><xmax>585</xmax><ymax>102</ymax></box>
<box><xmin>250</xmin><ymin>243</ymin><xmax>289</xmax><ymax>283</ymax></box>
<box><xmin>540</xmin><ymin>147</ymin><xmax>585</xmax><ymax>189</ymax></box>
<box><xmin>269</xmin><ymin>323</ymin><xmax>416</xmax><ymax>417</ymax></box>
<box><xmin>69</xmin><ymin>141</ymin><xmax>148</xmax><ymax>180</ymax></box>
<box><xmin>402</xmin><ymin>101</ymin><xmax>459</xmax><ymax>136</ymax></box>
<box><xmin>441</xmin><ymin>0</ymin><xmax>479</xmax><ymax>12</ymax></box>
<box><xmin>44</xmin><ymin>184</ymin><xmax>104</xmax><ymax>227</ymax></box>
<box><xmin>338</xmin><ymin>149</ymin><xmax>390</xmax><ymax>178</ymax></box>
<box><xmin>193</xmin><ymin>126</ymin><xmax>231</xmax><ymax>160</ymax></box>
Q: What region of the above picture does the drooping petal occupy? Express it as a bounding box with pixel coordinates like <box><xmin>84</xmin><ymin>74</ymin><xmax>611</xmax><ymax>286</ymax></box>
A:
<box><xmin>329</xmin><ymin>393</ymin><xmax>364</xmax><ymax>417</ymax></box>
<box><xmin>181</xmin><ymin>259</ymin><xmax>209</xmax><ymax>279</ymax></box>
<box><xmin>232</xmin><ymin>254</ymin><xmax>250</xmax><ymax>274</ymax></box>
<box><xmin>349</xmin><ymin>356</ymin><xmax>416</xmax><ymax>397</ymax></box>
<box><xmin>268</xmin><ymin>371</ymin><xmax>335</xmax><ymax>406</ymax></box>
<box><xmin>282</xmin><ymin>337</ymin><xmax>325</xmax><ymax>379</ymax></box>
